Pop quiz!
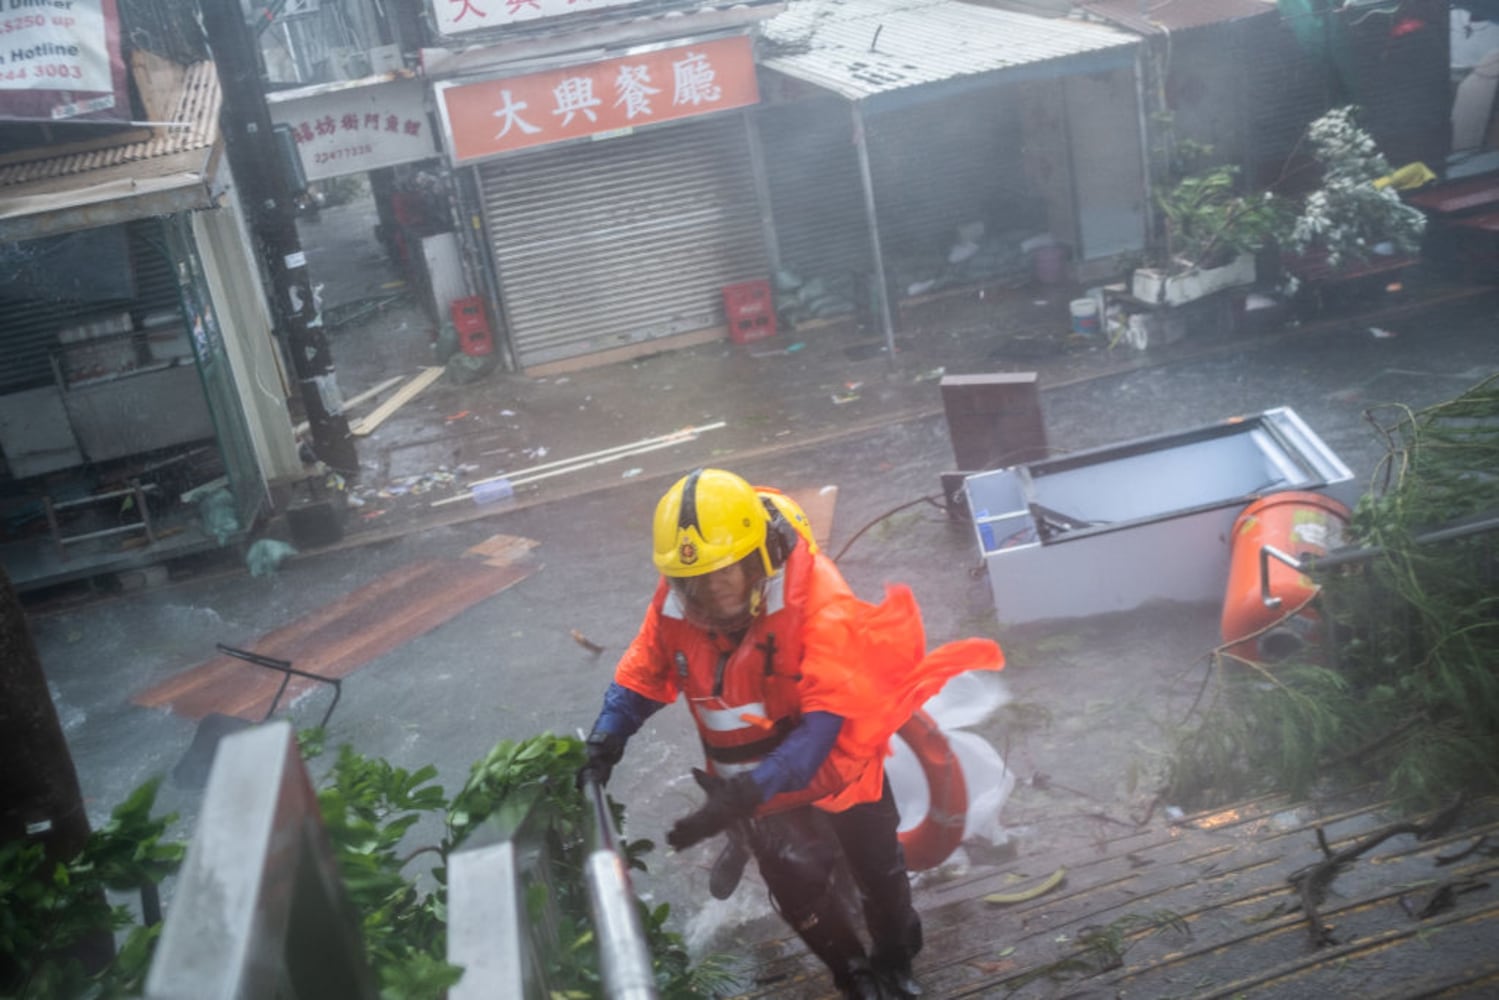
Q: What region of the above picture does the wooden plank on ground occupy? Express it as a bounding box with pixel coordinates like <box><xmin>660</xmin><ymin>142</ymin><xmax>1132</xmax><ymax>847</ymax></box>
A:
<box><xmin>133</xmin><ymin>556</ymin><xmax>533</xmax><ymax>720</ymax></box>
<box><xmin>350</xmin><ymin>367</ymin><xmax>445</xmax><ymax>436</ymax></box>
<box><xmin>464</xmin><ymin>533</ymin><xmax>539</xmax><ymax>568</ymax></box>
<box><xmin>729</xmin><ymin>796</ymin><xmax>1499</xmax><ymax>1000</ymax></box>
<box><xmin>296</xmin><ymin>374</ymin><xmax>404</xmax><ymax>435</ymax></box>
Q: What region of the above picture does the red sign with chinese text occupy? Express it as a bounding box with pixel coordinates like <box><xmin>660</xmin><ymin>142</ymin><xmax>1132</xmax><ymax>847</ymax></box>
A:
<box><xmin>438</xmin><ymin>35</ymin><xmax>758</xmax><ymax>163</ymax></box>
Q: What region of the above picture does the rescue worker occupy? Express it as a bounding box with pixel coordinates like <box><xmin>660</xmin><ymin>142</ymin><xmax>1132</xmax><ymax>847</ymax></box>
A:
<box><xmin>577</xmin><ymin>468</ymin><xmax>1003</xmax><ymax>999</ymax></box>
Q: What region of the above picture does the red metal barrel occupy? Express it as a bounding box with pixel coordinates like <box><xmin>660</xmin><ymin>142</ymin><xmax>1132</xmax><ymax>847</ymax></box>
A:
<box><xmin>1221</xmin><ymin>491</ymin><xmax>1350</xmax><ymax>661</ymax></box>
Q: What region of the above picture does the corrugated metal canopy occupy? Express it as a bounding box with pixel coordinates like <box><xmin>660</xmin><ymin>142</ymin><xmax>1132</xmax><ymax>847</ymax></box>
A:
<box><xmin>0</xmin><ymin>60</ymin><xmax>223</xmax><ymax>241</ymax></box>
<box><xmin>1080</xmin><ymin>0</ymin><xmax>1277</xmax><ymax>34</ymax></box>
<box><xmin>759</xmin><ymin>0</ymin><xmax>1138</xmax><ymax>102</ymax></box>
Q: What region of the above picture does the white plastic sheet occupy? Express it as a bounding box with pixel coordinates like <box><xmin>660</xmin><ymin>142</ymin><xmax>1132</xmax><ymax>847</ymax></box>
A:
<box><xmin>887</xmin><ymin>671</ymin><xmax>1013</xmax><ymax>846</ymax></box>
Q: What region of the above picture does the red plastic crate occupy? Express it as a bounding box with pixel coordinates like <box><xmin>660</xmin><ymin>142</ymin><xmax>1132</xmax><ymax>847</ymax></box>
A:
<box><xmin>722</xmin><ymin>280</ymin><xmax>776</xmax><ymax>344</ymax></box>
<box><xmin>450</xmin><ymin>296</ymin><xmax>493</xmax><ymax>356</ymax></box>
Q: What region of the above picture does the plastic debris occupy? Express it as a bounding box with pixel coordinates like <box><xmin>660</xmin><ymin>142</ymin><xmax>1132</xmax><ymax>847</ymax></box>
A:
<box><xmin>196</xmin><ymin>488</ymin><xmax>240</xmax><ymax>546</ymax></box>
<box><xmin>1370</xmin><ymin>326</ymin><xmax>1397</xmax><ymax>339</ymax></box>
<box><xmin>472</xmin><ymin>478</ymin><xmax>514</xmax><ymax>505</ymax></box>
<box><xmin>246</xmin><ymin>538</ymin><xmax>298</xmax><ymax>577</ymax></box>
<box><xmin>622</xmin><ymin>468</ymin><xmax>643</xmax><ymax>478</ymax></box>
<box><xmin>831</xmin><ymin>391</ymin><xmax>860</xmax><ymax>405</ymax></box>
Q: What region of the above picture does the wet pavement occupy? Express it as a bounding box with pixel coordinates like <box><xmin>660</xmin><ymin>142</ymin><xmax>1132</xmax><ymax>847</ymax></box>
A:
<box><xmin>22</xmin><ymin>197</ymin><xmax>1499</xmax><ymax>996</ymax></box>
<box><xmin>292</xmin><ymin>197</ymin><xmax>1498</xmax><ymax>557</ymax></box>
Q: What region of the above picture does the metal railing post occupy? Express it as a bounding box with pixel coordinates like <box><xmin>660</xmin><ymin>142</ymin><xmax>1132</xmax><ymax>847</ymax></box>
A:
<box><xmin>582</xmin><ymin>777</ymin><xmax>660</xmax><ymax>1000</ymax></box>
<box><xmin>144</xmin><ymin>721</ymin><xmax>377</xmax><ymax>999</ymax></box>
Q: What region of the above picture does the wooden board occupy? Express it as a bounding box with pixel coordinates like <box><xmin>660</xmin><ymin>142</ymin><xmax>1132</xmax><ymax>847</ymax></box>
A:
<box><xmin>296</xmin><ymin>374</ymin><xmax>403</xmax><ymax>436</ymax></box>
<box><xmin>350</xmin><ymin>367</ymin><xmax>445</xmax><ymax>436</ymax></box>
<box><xmin>731</xmin><ymin>795</ymin><xmax>1499</xmax><ymax>999</ymax></box>
<box><xmin>464</xmin><ymin>533</ymin><xmax>540</xmax><ymax>568</ymax></box>
<box><xmin>786</xmin><ymin>485</ymin><xmax>838</xmax><ymax>552</ymax></box>
<box><xmin>133</xmin><ymin>556</ymin><xmax>533</xmax><ymax>720</ymax></box>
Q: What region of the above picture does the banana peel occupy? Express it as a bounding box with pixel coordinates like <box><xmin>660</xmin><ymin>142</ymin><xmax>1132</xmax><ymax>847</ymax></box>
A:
<box><xmin>983</xmin><ymin>866</ymin><xmax>1066</xmax><ymax>906</ymax></box>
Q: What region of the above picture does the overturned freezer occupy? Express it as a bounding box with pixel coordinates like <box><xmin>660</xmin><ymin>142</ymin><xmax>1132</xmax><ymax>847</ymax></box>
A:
<box><xmin>965</xmin><ymin>407</ymin><xmax>1354</xmax><ymax>625</ymax></box>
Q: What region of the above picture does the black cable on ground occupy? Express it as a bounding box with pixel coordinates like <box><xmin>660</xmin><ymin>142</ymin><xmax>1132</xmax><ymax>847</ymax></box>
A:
<box><xmin>831</xmin><ymin>494</ymin><xmax>947</xmax><ymax>563</ymax></box>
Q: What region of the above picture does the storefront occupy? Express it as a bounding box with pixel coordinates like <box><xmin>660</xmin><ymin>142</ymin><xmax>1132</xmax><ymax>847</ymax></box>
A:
<box><xmin>266</xmin><ymin>72</ymin><xmax>456</xmax><ymax>332</ymax></box>
<box><xmin>433</xmin><ymin>26</ymin><xmax>776</xmax><ymax>372</ymax></box>
<box><xmin>0</xmin><ymin>60</ymin><xmax>298</xmax><ymax>591</ymax></box>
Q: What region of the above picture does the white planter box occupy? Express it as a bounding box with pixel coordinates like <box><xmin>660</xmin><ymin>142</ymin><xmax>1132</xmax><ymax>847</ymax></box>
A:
<box><xmin>1132</xmin><ymin>253</ymin><xmax>1256</xmax><ymax>306</ymax></box>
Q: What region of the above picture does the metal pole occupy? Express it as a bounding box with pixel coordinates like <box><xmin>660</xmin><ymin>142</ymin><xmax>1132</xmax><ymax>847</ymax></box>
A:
<box><xmin>582</xmin><ymin>778</ymin><xmax>659</xmax><ymax>1000</ymax></box>
<box><xmin>850</xmin><ymin>101</ymin><xmax>898</xmax><ymax>370</ymax></box>
<box><xmin>200</xmin><ymin>0</ymin><xmax>359</xmax><ymax>478</ymax></box>
<box><xmin>743</xmin><ymin>108</ymin><xmax>782</xmax><ymax>276</ymax></box>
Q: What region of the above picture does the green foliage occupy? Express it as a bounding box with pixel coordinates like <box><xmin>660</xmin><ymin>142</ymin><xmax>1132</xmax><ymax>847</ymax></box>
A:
<box><xmin>1283</xmin><ymin>106</ymin><xmax>1427</xmax><ymax>268</ymax></box>
<box><xmin>3</xmin><ymin>734</ymin><xmax>729</xmax><ymax>998</ymax></box>
<box><xmin>313</xmin><ymin>732</ymin><xmax>726</xmax><ymax>1000</ymax></box>
<box><xmin>1155</xmin><ymin>164</ymin><xmax>1291</xmax><ymax>271</ymax></box>
<box><xmin>1167</xmin><ymin>376</ymin><xmax>1499</xmax><ymax>813</ymax></box>
<box><xmin>442</xmin><ymin>735</ymin><xmax>724</xmax><ymax>999</ymax></box>
<box><xmin>0</xmin><ymin>779</ymin><xmax>183</xmax><ymax>999</ymax></box>
<box><xmin>313</xmin><ymin>744</ymin><xmax>454</xmax><ymax>999</ymax></box>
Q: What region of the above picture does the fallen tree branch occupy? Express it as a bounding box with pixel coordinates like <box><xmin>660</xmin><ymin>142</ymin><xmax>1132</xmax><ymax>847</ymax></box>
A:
<box><xmin>1287</xmin><ymin>794</ymin><xmax>1465</xmax><ymax>946</ymax></box>
<box><xmin>1435</xmin><ymin>834</ymin><xmax>1489</xmax><ymax>866</ymax></box>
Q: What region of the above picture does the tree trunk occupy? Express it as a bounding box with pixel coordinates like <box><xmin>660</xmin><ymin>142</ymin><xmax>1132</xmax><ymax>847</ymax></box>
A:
<box><xmin>0</xmin><ymin>566</ymin><xmax>114</xmax><ymax>979</ymax></box>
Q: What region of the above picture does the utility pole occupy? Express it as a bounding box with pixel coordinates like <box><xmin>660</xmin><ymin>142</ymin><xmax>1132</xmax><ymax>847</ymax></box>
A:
<box><xmin>200</xmin><ymin>0</ymin><xmax>359</xmax><ymax>479</ymax></box>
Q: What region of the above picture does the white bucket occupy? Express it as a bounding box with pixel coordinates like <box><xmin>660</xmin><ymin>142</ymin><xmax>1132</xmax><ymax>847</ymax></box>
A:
<box><xmin>1069</xmin><ymin>297</ymin><xmax>1100</xmax><ymax>336</ymax></box>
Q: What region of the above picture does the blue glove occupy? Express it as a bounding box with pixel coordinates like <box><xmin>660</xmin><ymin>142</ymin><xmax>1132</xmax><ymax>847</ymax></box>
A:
<box><xmin>667</xmin><ymin>769</ymin><xmax>761</xmax><ymax>850</ymax></box>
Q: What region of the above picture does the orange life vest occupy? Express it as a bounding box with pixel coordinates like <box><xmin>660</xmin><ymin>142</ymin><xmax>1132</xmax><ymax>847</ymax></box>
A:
<box><xmin>614</xmin><ymin>543</ymin><xmax>1005</xmax><ymax>815</ymax></box>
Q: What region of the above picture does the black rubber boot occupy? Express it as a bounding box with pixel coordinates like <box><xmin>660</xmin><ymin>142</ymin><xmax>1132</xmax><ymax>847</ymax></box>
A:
<box><xmin>869</xmin><ymin>908</ymin><xmax>923</xmax><ymax>997</ymax></box>
<box><xmin>871</xmin><ymin>952</ymin><xmax>923</xmax><ymax>998</ymax></box>
<box><xmin>835</xmin><ymin>959</ymin><xmax>889</xmax><ymax>1000</ymax></box>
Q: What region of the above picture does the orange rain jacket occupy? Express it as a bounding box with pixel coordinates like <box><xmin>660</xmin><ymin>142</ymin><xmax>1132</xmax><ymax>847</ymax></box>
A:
<box><xmin>614</xmin><ymin>541</ymin><xmax>1003</xmax><ymax>815</ymax></box>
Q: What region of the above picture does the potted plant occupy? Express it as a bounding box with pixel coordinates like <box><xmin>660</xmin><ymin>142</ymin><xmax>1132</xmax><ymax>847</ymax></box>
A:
<box><xmin>1133</xmin><ymin>162</ymin><xmax>1291</xmax><ymax>306</ymax></box>
<box><xmin>1280</xmin><ymin>105</ymin><xmax>1427</xmax><ymax>277</ymax></box>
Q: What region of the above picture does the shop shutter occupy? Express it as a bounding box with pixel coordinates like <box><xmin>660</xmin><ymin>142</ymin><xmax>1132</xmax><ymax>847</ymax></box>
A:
<box><xmin>0</xmin><ymin>219</ymin><xmax>181</xmax><ymax>394</ymax></box>
<box><xmin>756</xmin><ymin>97</ymin><xmax>872</xmax><ymax>284</ymax></box>
<box><xmin>478</xmin><ymin>113</ymin><xmax>768</xmax><ymax>370</ymax></box>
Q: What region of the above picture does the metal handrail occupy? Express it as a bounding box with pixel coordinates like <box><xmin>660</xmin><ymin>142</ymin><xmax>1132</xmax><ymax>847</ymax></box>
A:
<box><xmin>216</xmin><ymin>643</ymin><xmax>342</xmax><ymax>728</ymax></box>
<box><xmin>580</xmin><ymin>776</ymin><xmax>660</xmax><ymax>1000</ymax></box>
<box><xmin>1258</xmin><ymin>512</ymin><xmax>1499</xmax><ymax>608</ymax></box>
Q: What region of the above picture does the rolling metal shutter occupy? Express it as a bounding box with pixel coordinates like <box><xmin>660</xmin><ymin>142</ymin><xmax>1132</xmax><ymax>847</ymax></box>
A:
<box><xmin>756</xmin><ymin>97</ymin><xmax>872</xmax><ymax>282</ymax></box>
<box><xmin>477</xmin><ymin>113</ymin><xmax>768</xmax><ymax>370</ymax></box>
<box><xmin>0</xmin><ymin>219</ymin><xmax>181</xmax><ymax>394</ymax></box>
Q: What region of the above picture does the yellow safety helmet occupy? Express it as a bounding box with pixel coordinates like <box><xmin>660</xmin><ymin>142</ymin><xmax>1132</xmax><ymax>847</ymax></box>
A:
<box><xmin>653</xmin><ymin>469</ymin><xmax>773</xmax><ymax>579</ymax></box>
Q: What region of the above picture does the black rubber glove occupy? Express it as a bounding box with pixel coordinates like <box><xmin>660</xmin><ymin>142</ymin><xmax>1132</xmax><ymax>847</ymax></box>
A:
<box><xmin>666</xmin><ymin>769</ymin><xmax>762</xmax><ymax>850</ymax></box>
<box><xmin>575</xmin><ymin>729</ymin><xmax>626</xmax><ymax>790</ymax></box>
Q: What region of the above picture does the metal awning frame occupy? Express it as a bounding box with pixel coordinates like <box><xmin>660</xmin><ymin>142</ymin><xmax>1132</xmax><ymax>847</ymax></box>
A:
<box><xmin>762</xmin><ymin>43</ymin><xmax>1139</xmax><ymax>369</ymax></box>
